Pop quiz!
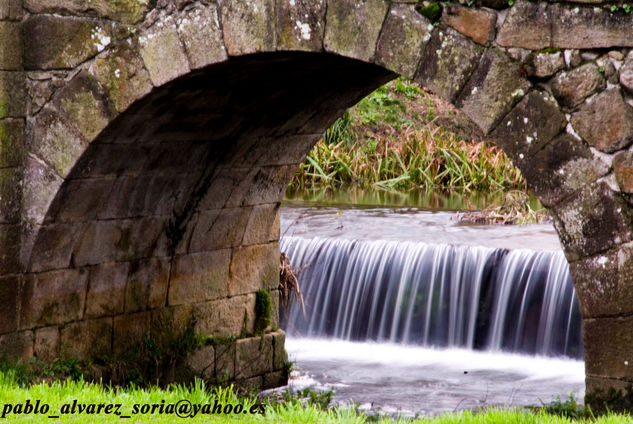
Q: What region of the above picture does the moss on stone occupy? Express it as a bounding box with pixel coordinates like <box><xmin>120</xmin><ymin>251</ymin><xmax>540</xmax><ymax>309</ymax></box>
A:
<box><xmin>254</xmin><ymin>289</ymin><xmax>272</xmax><ymax>335</ymax></box>
<box><xmin>417</xmin><ymin>3</ymin><xmax>442</xmax><ymax>23</ymax></box>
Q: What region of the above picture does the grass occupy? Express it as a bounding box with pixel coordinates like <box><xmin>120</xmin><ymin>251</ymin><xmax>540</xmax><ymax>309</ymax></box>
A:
<box><xmin>290</xmin><ymin>78</ymin><xmax>526</xmax><ymax>194</ymax></box>
<box><xmin>0</xmin><ymin>369</ymin><xmax>632</xmax><ymax>424</ymax></box>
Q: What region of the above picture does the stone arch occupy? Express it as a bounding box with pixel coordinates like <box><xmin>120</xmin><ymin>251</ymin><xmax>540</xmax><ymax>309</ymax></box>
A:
<box><xmin>2</xmin><ymin>0</ymin><xmax>633</xmax><ymax>395</ymax></box>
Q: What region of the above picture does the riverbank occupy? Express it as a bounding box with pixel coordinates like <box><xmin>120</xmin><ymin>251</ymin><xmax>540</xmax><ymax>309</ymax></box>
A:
<box><xmin>289</xmin><ymin>78</ymin><xmax>525</xmax><ymax>193</ymax></box>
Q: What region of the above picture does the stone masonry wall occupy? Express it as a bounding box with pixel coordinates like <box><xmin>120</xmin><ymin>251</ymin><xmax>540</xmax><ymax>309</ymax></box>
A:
<box><xmin>2</xmin><ymin>0</ymin><xmax>633</xmax><ymax>399</ymax></box>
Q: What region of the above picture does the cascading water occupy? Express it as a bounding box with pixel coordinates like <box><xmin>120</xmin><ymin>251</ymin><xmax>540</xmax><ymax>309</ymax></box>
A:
<box><xmin>281</xmin><ymin>236</ymin><xmax>582</xmax><ymax>359</ymax></box>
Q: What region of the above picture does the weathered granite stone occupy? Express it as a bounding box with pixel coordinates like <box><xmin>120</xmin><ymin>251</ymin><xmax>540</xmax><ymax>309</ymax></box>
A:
<box><xmin>551</xmin><ymin>3</ymin><xmax>633</xmax><ymax>49</ymax></box>
<box><xmin>619</xmin><ymin>52</ymin><xmax>633</xmax><ymax>93</ymax></box>
<box><xmin>20</xmin><ymin>268</ymin><xmax>88</xmax><ymax>328</ymax></box>
<box><xmin>497</xmin><ymin>1</ymin><xmax>550</xmax><ymax>50</ymax></box>
<box><xmin>242</xmin><ymin>204</ymin><xmax>281</xmax><ymax>246</ymax></box>
<box><xmin>0</xmin><ymin>331</ymin><xmax>33</xmax><ymax>361</ymax></box>
<box><xmin>324</xmin><ymin>0</ymin><xmax>389</xmax><ymax>62</ymax></box>
<box><xmin>176</xmin><ymin>3</ymin><xmax>227</xmax><ymax>70</ymax></box>
<box><xmin>272</xmin><ymin>330</ymin><xmax>286</xmax><ymax>370</ymax></box>
<box><xmin>168</xmin><ymin>250</ymin><xmax>230</xmax><ymax>305</ymax></box>
<box><xmin>552</xmin><ymin>182</ymin><xmax>633</xmax><ymax>261</ymax></box>
<box><xmin>0</xmin><ymin>22</ymin><xmax>21</xmax><ymax>70</ymax></box>
<box><xmin>61</xmin><ymin>317</ymin><xmax>112</xmax><ymax>359</ymax></box>
<box><xmin>571</xmin><ymin>88</ymin><xmax>633</xmax><ymax>153</ymax></box>
<box><xmin>194</xmin><ymin>294</ymin><xmax>256</xmax><ymax>337</ymax></box>
<box><xmin>615</xmin><ymin>151</ymin><xmax>633</xmax><ymax>194</ymax></box>
<box><xmin>571</xmin><ymin>243</ymin><xmax>633</xmax><ymax>318</ymax></box>
<box><xmin>125</xmin><ymin>258</ymin><xmax>170</xmax><ymax>313</ymax></box>
<box><xmin>0</xmin><ymin>0</ymin><xmax>24</xmax><ymax>21</ymax></box>
<box><xmin>275</xmin><ymin>0</ymin><xmax>326</xmax><ymax>52</ymax></box>
<box><xmin>550</xmin><ymin>63</ymin><xmax>605</xmax><ymax>109</ymax></box>
<box><xmin>441</xmin><ymin>4</ymin><xmax>495</xmax><ymax>46</ymax></box>
<box><xmin>185</xmin><ymin>345</ymin><xmax>215</xmax><ymax>379</ymax></box>
<box><xmin>47</xmin><ymin>178</ymin><xmax>112</xmax><ymax>222</ymax></box>
<box><xmin>415</xmin><ymin>27</ymin><xmax>483</xmax><ymax>102</ymax></box>
<box><xmin>375</xmin><ymin>4</ymin><xmax>433</xmax><ymax>78</ymax></box>
<box><xmin>27</xmin><ymin>223</ymin><xmax>83</xmax><ymax>272</ymax></box>
<box><xmin>0</xmin><ymin>119</ymin><xmax>25</xmax><ymax>169</ymax></box>
<box><xmin>34</xmin><ymin>326</ymin><xmax>60</xmax><ymax>361</ymax></box>
<box><xmin>235</xmin><ymin>335</ymin><xmax>273</xmax><ymax>379</ymax></box>
<box><xmin>229</xmin><ymin>243</ymin><xmax>279</xmax><ymax>296</ymax></box>
<box><xmin>263</xmin><ymin>371</ymin><xmax>287</xmax><ymax>389</ymax></box>
<box><xmin>584</xmin><ymin>316</ymin><xmax>633</xmax><ymax>380</ymax></box>
<box><xmin>113</xmin><ymin>311</ymin><xmax>151</xmax><ymax>355</ymax></box>
<box><xmin>218</xmin><ymin>0</ymin><xmax>276</xmax><ymax>56</ymax></box>
<box><xmin>522</xmin><ymin>134</ymin><xmax>608</xmax><ymax>207</ymax></box>
<box><xmin>0</xmin><ymin>275</ymin><xmax>20</xmax><ymax>333</ymax></box>
<box><xmin>23</xmin><ymin>16</ymin><xmax>114</xmax><ymax>70</ymax></box>
<box><xmin>456</xmin><ymin>49</ymin><xmax>531</xmax><ymax>134</ymax></box>
<box><xmin>0</xmin><ymin>168</ymin><xmax>22</xmax><ymax>224</ymax></box>
<box><xmin>0</xmin><ymin>224</ymin><xmax>21</xmax><ymax>274</ymax></box>
<box><xmin>0</xmin><ymin>72</ymin><xmax>25</xmax><ymax>118</ymax></box>
<box><xmin>524</xmin><ymin>50</ymin><xmax>566</xmax><ymax>78</ymax></box>
<box><xmin>85</xmin><ymin>262</ymin><xmax>129</xmax><ymax>317</ymax></box>
<box><xmin>91</xmin><ymin>42</ymin><xmax>152</xmax><ymax>113</ymax></box>
<box><xmin>189</xmin><ymin>207</ymin><xmax>251</xmax><ymax>252</ymax></box>
<box><xmin>564</xmin><ymin>49</ymin><xmax>582</xmax><ymax>68</ymax></box>
<box><xmin>23</xmin><ymin>0</ymin><xmax>150</xmax><ymax>24</ymax></box>
<box><xmin>490</xmin><ymin>91</ymin><xmax>566</xmax><ymax>167</ymax></box>
<box><xmin>138</xmin><ymin>16</ymin><xmax>190</xmax><ymax>87</ymax></box>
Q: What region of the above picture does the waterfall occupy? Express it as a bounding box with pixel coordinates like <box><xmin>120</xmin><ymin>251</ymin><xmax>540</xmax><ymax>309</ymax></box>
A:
<box><xmin>280</xmin><ymin>236</ymin><xmax>582</xmax><ymax>359</ymax></box>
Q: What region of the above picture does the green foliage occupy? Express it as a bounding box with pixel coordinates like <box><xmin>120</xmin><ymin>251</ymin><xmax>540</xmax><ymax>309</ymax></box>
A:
<box><xmin>417</xmin><ymin>3</ymin><xmax>442</xmax><ymax>22</ymax></box>
<box><xmin>586</xmin><ymin>384</ymin><xmax>633</xmax><ymax>415</ymax></box>
<box><xmin>542</xmin><ymin>393</ymin><xmax>591</xmax><ymax>419</ymax></box>
<box><xmin>254</xmin><ymin>289</ymin><xmax>273</xmax><ymax>335</ymax></box>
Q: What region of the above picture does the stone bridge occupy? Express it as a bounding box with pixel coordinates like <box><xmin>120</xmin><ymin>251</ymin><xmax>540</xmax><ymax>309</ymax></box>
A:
<box><xmin>2</xmin><ymin>0</ymin><xmax>633</xmax><ymax>399</ymax></box>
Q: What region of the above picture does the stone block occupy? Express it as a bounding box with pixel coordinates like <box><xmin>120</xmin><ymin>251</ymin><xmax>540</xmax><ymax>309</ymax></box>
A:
<box><xmin>23</xmin><ymin>0</ymin><xmax>149</xmax><ymax>24</ymax></box>
<box><xmin>584</xmin><ymin>316</ymin><xmax>633</xmax><ymax>380</ymax></box>
<box><xmin>242</xmin><ymin>204</ymin><xmax>280</xmax><ymax>246</ymax></box>
<box><xmin>218</xmin><ymin>0</ymin><xmax>276</xmax><ymax>56</ymax></box>
<box><xmin>521</xmin><ymin>134</ymin><xmax>608</xmax><ymax>207</ymax></box>
<box><xmin>168</xmin><ymin>250</ymin><xmax>230</xmax><ymax>305</ymax></box>
<box><xmin>275</xmin><ymin>0</ymin><xmax>326</xmax><ymax>52</ymax></box>
<box><xmin>235</xmin><ymin>376</ymin><xmax>262</xmax><ymax>391</ymax></box>
<box><xmin>0</xmin><ymin>118</ymin><xmax>25</xmax><ymax>168</ymax></box>
<box><xmin>614</xmin><ymin>151</ymin><xmax>633</xmax><ymax>194</ymax></box>
<box><xmin>23</xmin><ymin>16</ymin><xmax>114</xmax><ymax>70</ymax></box>
<box><xmin>215</xmin><ymin>342</ymin><xmax>235</xmax><ymax>381</ymax></box>
<box><xmin>489</xmin><ymin>91</ymin><xmax>565</xmax><ymax>165</ymax></box>
<box><xmin>551</xmin><ymin>3</ymin><xmax>633</xmax><ymax>49</ymax></box>
<box><xmin>150</xmin><ymin>305</ymin><xmax>194</xmax><ymax>347</ymax></box>
<box><xmin>28</xmin><ymin>223</ymin><xmax>84</xmax><ymax>272</ymax></box>
<box><xmin>235</xmin><ymin>335</ymin><xmax>273</xmax><ymax>379</ymax></box>
<box><xmin>497</xmin><ymin>1</ymin><xmax>550</xmax><ymax>50</ymax></box>
<box><xmin>85</xmin><ymin>262</ymin><xmax>129</xmax><ymax>318</ymax></box>
<box><xmin>0</xmin><ymin>168</ymin><xmax>22</xmax><ymax>224</ymax></box>
<box><xmin>91</xmin><ymin>42</ymin><xmax>152</xmax><ymax>113</ymax></box>
<box><xmin>441</xmin><ymin>4</ymin><xmax>495</xmax><ymax>46</ymax></box>
<box><xmin>188</xmin><ymin>207</ymin><xmax>251</xmax><ymax>252</ymax></box>
<box><xmin>22</xmin><ymin>158</ymin><xmax>63</xmax><ymax>227</ymax></box>
<box><xmin>620</xmin><ymin>52</ymin><xmax>633</xmax><ymax>93</ymax></box>
<box><xmin>20</xmin><ymin>268</ymin><xmax>88</xmax><ymax>329</ymax></box>
<box><xmin>176</xmin><ymin>3</ymin><xmax>227</xmax><ymax>69</ymax></box>
<box><xmin>524</xmin><ymin>50</ymin><xmax>565</xmax><ymax>79</ymax></box>
<box><xmin>0</xmin><ymin>331</ymin><xmax>33</xmax><ymax>361</ymax></box>
<box><xmin>185</xmin><ymin>345</ymin><xmax>215</xmax><ymax>379</ymax></box>
<box><xmin>0</xmin><ymin>0</ymin><xmax>24</xmax><ymax>21</ymax></box>
<box><xmin>96</xmin><ymin>174</ymin><xmax>176</xmax><ymax>219</ymax></box>
<box><xmin>0</xmin><ymin>224</ymin><xmax>21</xmax><ymax>274</ymax></box>
<box><xmin>194</xmin><ymin>294</ymin><xmax>256</xmax><ymax>338</ymax></box>
<box><xmin>34</xmin><ymin>326</ymin><xmax>60</xmax><ymax>362</ymax></box>
<box><xmin>263</xmin><ymin>371</ymin><xmax>287</xmax><ymax>389</ymax></box>
<box><xmin>0</xmin><ymin>22</ymin><xmax>21</xmax><ymax>70</ymax></box>
<box><xmin>60</xmin><ymin>317</ymin><xmax>112</xmax><ymax>359</ymax></box>
<box><xmin>415</xmin><ymin>27</ymin><xmax>483</xmax><ymax>102</ymax></box>
<box><xmin>138</xmin><ymin>16</ymin><xmax>190</xmax><ymax>87</ymax></box>
<box><xmin>47</xmin><ymin>178</ymin><xmax>113</xmax><ymax>223</ymax></box>
<box><xmin>324</xmin><ymin>0</ymin><xmax>389</xmax><ymax>62</ymax></box>
<box><xmin>456</xmin><ymin>49</ymin><xmax>531</xmax><ymax>134</ymax></box>
<box><xmin>0</xmin><ymin>72</ymin><xmax>25</xmax><ymax>118</ymax></box>
<box><xmin>550</xmin><ymin>63</ymin><xmax>605</xmax><ymax>109</ymax></box>
<box><xmin>229</xmin><ymin>243</ymin><xmax>279</xmax><ymax>296</ymax></box>
<box><xmin>375</xmin><ymin>4</ymin><xmax>433</xmax><ymax>78</ymax></box>
<box><xmin>73</xmin><ymin>144</ymin><xmax>148</xmax><ymax>180</ymax></box>
<box><xmin>125</xmin><ymin>258</ymin><xmax>170</xmax><ymax>313</ymax></box>
<box><xmin>552</xmin><ymin>182</ymin><xmax>633</xmax><ymax>261</ymax></box>
<box><xmin>226</xmin><ymin>165</ymin><xmax>298</xmax><ymax>207</ymax></box>
<box><xmin>198</xmin><ymin>170</ymin><xmax>242</xmax><ymax>210</ymax></box>
<box><xmin>113</xmin><ymin>311</ymin><xmax>151</xmax><ymax>356</ymax></box>
<box><xmin>0</xmin><ymin>275</ymin><xmax>20</xmax><ymax>333</ymax></box>
<box><xmin>272</xmin><ymin>330</ymin><xmax>286</xmax><ymax>370</ymax></box>
<box><xmin>571</xmin><ymin>88</ymin><xmax>633</xmax><ymax>153</ymax></box>
<box><xmin>570</xmin><ymin>243</ymin><xmax>633</xmax><ymax>317</ymax></box>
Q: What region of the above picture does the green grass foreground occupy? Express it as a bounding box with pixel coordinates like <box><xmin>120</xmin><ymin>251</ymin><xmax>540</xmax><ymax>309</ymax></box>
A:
<box><xmin>0</xmin><ymin>372</ymin><xmax>632</xmax><ymax>424</ymax></box>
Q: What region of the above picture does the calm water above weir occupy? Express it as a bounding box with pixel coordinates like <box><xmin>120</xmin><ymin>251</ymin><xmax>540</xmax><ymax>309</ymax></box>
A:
<box><xmin>278</xmin><ymin>199</ymin><xmax>585</xmax><ymax>416</ymax></box>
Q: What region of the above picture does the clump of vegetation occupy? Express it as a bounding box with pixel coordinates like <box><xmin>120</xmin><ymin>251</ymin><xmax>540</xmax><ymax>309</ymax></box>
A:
<box><xmin>279</xmin><ymin>252</ymin><xmax>305</xmax><ymax>319</ymax></box>
<box><xmin>290</xmin><ymin>78</ymin><xmax>526</xmax><ymax>194</ymax></box>
<box><xmin>457</xmin><ymin>191</ymin><xmax>548</xmax><ymax>225</ymax></box>
<box><xmin>254</xmin><ymin>290</ymin><xmax>273</xmax><ymax>334</ymax></box>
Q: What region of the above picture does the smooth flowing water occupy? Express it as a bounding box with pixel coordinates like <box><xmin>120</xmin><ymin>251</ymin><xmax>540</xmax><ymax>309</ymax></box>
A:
<box><xmin>279</xmin><ymin>204</ymin><xmax>585</xmax><ymax>415</ymax></box>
